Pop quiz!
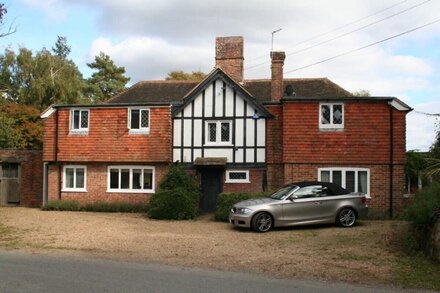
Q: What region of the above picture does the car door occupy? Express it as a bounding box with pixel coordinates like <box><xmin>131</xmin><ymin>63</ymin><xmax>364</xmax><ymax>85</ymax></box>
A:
<box><xmin>281</xmin><ymin>185</ymin><xmax>329</xmax><ymax>225</ymax></box>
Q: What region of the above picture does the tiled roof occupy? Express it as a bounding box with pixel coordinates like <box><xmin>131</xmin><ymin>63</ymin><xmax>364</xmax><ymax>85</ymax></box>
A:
<box><xmin>107</xmin><ymin>77</ymin><xmax>352</xmax><ymax>104</ymax></box>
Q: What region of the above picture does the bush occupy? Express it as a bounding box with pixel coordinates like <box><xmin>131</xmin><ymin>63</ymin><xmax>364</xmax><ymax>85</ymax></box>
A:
<box><xmin>82</xmin><ymin>202</ymin><xmax>150</xmax><ymax>213</ymax></box>
<box><xmin>401</xmin><ymin>182</ymin><xmax>440</xmax><ymax>227</ymax></box>
<box><xmin>42</xmin><ymin>200</ymin><xmax>81</xmax><ymax>211</ymax></box>
<box><xmin>148</xmin><ymin>164</ymin><xmax>200</xmax><ymax>220</ymax></box>
<box><xmin>42</xmin><ymin>200</ymin><xmax>149</xmax><ymax>213</ymax></box>
<box><xmin>215</xmin><ymin>191</ymin><xmax>270</xmax><ymax>222</ymax></box>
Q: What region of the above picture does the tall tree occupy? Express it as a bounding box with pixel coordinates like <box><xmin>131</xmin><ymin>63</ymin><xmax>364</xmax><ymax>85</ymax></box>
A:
<box><xmin>0</xmin><ymin>38</ymin><xmax>86</xmax><ymax>110</ymax></box>
<box><xmin>52</xmin><ymin>36</ymin><xmax>71</xmax><ymax>59</ymax></box>
<box><xmin>165</xmin><ymin>70</ymin><xmax>206</xmax><ymax>81</ymax></box>
<box><xmin>86</xmin><ymin>52</ymin><xmax>130</xmax><ymax>102</ymax></box>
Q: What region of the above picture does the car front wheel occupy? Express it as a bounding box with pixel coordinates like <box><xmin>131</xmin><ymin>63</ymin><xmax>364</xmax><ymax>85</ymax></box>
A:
<box><xmin>337</xmin><ymin>208</ymin><xmax>357</xmax><ymax>227</ymax></box>
<box><xmin>251</xmin><ymin>212</ymin><xmax>273</xmax><ymax>232</ymax></box>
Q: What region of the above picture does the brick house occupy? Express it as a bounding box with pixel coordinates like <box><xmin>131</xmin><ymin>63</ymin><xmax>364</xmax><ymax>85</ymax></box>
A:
<box><xmin>41</xmin><ymin>36</ymin><xmax>411</xmax><ymax>215</ymax></box>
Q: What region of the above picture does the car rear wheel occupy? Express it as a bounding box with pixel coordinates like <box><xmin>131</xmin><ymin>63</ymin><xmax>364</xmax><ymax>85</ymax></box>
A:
<box><xmin>251</xmin><ymin>212</ymin><xmax>273</xmax><ymax>232</ymax></box>
<box><xmin>337</xmin><ymin>208</ymin><xmax>357</xmax><ymax>227</ymax></box>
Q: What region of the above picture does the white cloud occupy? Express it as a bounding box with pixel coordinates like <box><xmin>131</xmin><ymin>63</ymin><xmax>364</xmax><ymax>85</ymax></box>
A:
<box><xmin>406</xmin><ymin>102</ymin><xmax>440</xmax><ymax>151</ymax></box>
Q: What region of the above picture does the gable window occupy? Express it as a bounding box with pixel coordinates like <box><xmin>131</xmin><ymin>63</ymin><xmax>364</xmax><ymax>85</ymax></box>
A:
<box><xmin>70</xmin><ymin>109</ymin><xmax>89</xmax><ymax>133</ymax></box>
<box><xmin>225</xmin><ymin>170</ymin><xmax>250</xmax><ymax>183</ymax></box>
<box><xmin>206</xmin><ymin>121</ymin><xmax>231</xmax><ymax>144</ymax></box>
<box><xmin>320</xmin><ymin>103</ymin><xmax>344</xmax><ymax>129</ymax></box>
<box><xmin>128</xmin><ymin>108</ymin><xmax>150</xmax><ymax>134</ymax></box>
<box><xmin>318</xmin><ymin>168</ymin><xmax>369</xmax><ymax>196</ymax></box>
<box><xmin>62</xmin><ymin>165</ymin><xmax>86</xmax><ymax>192</ymax></box>
<box><xmin>108</xmin><ymin>166</ymin><xmax>154</xmax><ymax>192</ymax></box>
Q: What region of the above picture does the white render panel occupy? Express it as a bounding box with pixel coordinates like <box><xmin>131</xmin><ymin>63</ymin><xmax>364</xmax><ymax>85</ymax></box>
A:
<box><xmin>173</xmin><ymin>149</ymin><xmax>181</xmax><ymax>162</ymax></box>
<box><xmin>246</xmin><ymin>149</ymin><xmax>255</xmax><ymax>163</ymax></box>
<box><xmin>235</xmin><ymin>97</ymin><xmax>244</xmax><ymax>116</ymax></box>
<box><xmin>257</xmin><ymin>149</ymin><xmax>265</xmax><ymax>162</ymax></box>
<box><xmin>183</xmin><ymin>149</ymin><xmax>192</xmax><ymax>163</ymax></box>
<box><xmin>204</xmin><ymin>148</ymin><xmax>233</xmax><ymax>162</ymax></box>
<box><xmin>173</xmin><ymin>120</ymin><xmax>181</xmax><ymax>147</ymax></box>
<box><xmin>235</xmin><ymin>119</ymin><xmax>244</xmax><ymax>146</ymax></box>
<box><xmin>214</xmin><ymin>80</ymin><xmax>223</xmax><ymax>117</ymax></box>
<box><xmin>235</xmin><ymin>149</ymin><xmax>243</xmax><ymax>163</ymax></box>
<box><xmin>257</xmin><ymin>119</ymin><xmax>266</xmax><ymax>146</ymax></box>
<box><xmin>247</xmin><ymin>103</ymin><xmax>256</xmax><ymax>117</ymax></box>
<box><xmin>204</xmin><ymin>84</ymin><xmax>213</xmax><ymax>117</ymax></box>
<box><xmin>193</xmin><ymin>119</ymin><xmax>202</xmax><ymax>146</ymax></box>
<box><xmin>246</xmin><ymin>119</ymin><xmax>255</xmax><ymax>147</ymax></box>
<box><xmin>225</xmin><ymin>86</ymin><xmax>234</xmax><ymax>116</ymax></box>
<box><xmin>183</xmin><ymin>120</ymin><xmax>192</xmax><ymax>147</ymax></box>
<box><xmin>183</xmin><ymin>102</ymin><xmax>192</xmax><ymax>117</ymax></box>
<box><xmin>193</xmin><ymin>149</ymin><xmax>202</xmax><ymax>160</ymax></box>
<box><xmin>193</xmin><ymin>93</ymin><xmax>203</xmax><ymax>117</ymax></box>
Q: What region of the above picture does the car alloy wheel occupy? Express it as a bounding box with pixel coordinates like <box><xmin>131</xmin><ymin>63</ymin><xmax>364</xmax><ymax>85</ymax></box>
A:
<box><xmin>337</xmin><ymin>208</ymin><xmax>357</xmax><ymax>227</ymax></box>
<box><xmin>252</xmin><ymin>212</ymin><xmax>273</xmax><ymax>232</ymax></box>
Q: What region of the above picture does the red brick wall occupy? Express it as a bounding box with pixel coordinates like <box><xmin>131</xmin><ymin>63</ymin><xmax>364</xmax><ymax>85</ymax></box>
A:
<box><xmin>223</xmin><ymin>169</ymin><xmax>265</xmax><ymax>193</ymax></box>
<box><xmin>0</xmin><ymin>150</ymin><xmax>43</xmax><ymax>207</ymax></box>
<box><xmin>43</xmin><ymin>107</ymin><xmax>172</xmax><ymax>163</ymax></box>
<box><xmin>266</xmin><ymin>105</ymin><xmax>283</xmax><ymax>165</ymax></box>
<box><xmin>281</xmin><ymin>163</ymin><xmax>406</xmax><ymax>213</ymax></box>
<box><xmin>47</xmin><ymin>162</ymin><xmax>169</xmax><ymax>205</ymax></box>
<box><xmin>215</xmin><ymin>36</ymin><xmax>244</xmax><ymax>83</ymax></box>
<box><xmin>282</xmin><ymin>101</ymin><xmax>406</xmax><ymax>164</ymax></box>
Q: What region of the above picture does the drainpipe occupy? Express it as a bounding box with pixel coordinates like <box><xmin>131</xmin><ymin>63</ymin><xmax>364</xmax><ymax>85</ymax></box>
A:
<box><xmin>42</xmin><ymin>162</ymin><xmax>48</xmax><ymax>206</ymax></box>
<box><xmin>55</xmin><ymin>109</ymin><xmax>61</xmax><ymax>200</ymax></box>
<box><xmin>389</xmin><ymin>105</ymin><xmax>394</xmax><ymax>218</ymax></box>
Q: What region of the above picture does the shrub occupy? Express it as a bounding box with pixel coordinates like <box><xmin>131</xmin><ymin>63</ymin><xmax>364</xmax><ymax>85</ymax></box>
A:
<box><xmin>215</xmin><ymin>191</ymin><xmax>270</xmax><ymax>222</ymax></box>
<box><xmin>148</xmin><ymin>164</ymin><xmax>200</xmax><ymax>220</ymax></box>
<box><xmin>82</xmin><ymin>202</ymin><xmax>150</xmax><ymax>213</ymax></box>
<box><xmin>401</xmin><ymin>182</ymin><xmax>440</xmax><ymax>227</ymax></box>
<box><xmin>42</xmin><ymin>200</ymin><xmax>81</xmax><ymax>211</ymax></box>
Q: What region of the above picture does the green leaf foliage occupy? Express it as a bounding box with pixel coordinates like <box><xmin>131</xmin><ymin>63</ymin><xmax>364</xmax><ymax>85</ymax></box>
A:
<box><xmin>87</xmin><ymin>52</ymin><xmax>130</xmax><ymax>102</ymax></box>
<box><xmin>401</xmin><ymin>182</ymin><xmax>440</xmax><ymax>226</ymax></box>
<box><xmin>215</xmin><ymin>191</ymin><xmax>270</xmax><ymax>222</ymax></box>
<box><xmin>165</xmin><ymin>70</ymin><xmax>206</xmax><ymax>81</ymax></box>
<box><xmin>149</xmin><ymin>164</ymin><xmax>200</xmax><ymax>220</ymax></box>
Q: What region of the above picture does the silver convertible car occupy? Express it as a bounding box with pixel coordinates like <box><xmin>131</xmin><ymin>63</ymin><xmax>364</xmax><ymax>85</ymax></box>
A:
<box><xmin>229</xmin><ymin>181</ymin><xmax>368</xmax><ymax>232</ymax></box>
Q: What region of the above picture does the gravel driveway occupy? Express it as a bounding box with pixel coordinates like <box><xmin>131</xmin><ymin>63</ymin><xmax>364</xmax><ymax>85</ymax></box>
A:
<box><xmin>0</xmin><ymin>207</ymin><xmax>407</xmax><ymax>286</ymax></box>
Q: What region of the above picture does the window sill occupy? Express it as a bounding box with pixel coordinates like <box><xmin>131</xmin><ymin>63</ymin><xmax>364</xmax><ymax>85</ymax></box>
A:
<box><xmin>106</xmin><ymin>189</ymin><xmax>155</xmax><ymax>194</ymax></box>
<box><xmin>225</xmin><ymin>180</ymin><xmax>250</xmax><ymax>184</ymax></box>
<box><xmin>319</xmin><ymin>127</ymin><xmax>344</xmax><ymax>132</ymax></box>
<box><xmin>69</xmin><ymin>130</ymin><xmax>89</xmax><ymax>135</ymax></box>
<box><xmin>204</xmin><ymin>143</ymin><xmax>233</xmax><ymax>147</ymax></box>
<box><xmin>128</xmin><ymin>129</ymin><xmax>150</xmax><ymax>135</ymax></box>
<box><xmin>61</xmin><ymin>188</ymin><xmax>87</xmax><ymax>193</ymax></box>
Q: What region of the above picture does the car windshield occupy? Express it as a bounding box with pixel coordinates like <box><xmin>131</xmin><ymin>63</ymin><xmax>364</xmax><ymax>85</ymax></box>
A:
<box><xmin>270</xmin><ymin>185</ymin><xmax>297</xmax><ymax>200</ymax></box>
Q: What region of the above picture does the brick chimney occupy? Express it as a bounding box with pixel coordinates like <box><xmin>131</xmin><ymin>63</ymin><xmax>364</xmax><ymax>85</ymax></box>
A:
<box><xmin>215</xmin><ymin>36</ymin><xmax>244</xmax><ymax>83</ymax></box>
<box><xmin>270</xmin><ymin>51</ymin><xmax>286</xmax><ymax>101</ymax></box>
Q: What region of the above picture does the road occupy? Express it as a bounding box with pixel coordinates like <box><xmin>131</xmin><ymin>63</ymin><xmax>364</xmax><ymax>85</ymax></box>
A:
<box><xmin>0</xmin><ymin>251</ymin><xmax>423</xmax><ymax>293</ymax></box>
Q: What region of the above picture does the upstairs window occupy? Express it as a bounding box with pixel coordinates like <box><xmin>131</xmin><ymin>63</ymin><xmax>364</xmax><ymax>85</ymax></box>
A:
<box><xmin>206</xmin><ymin>121</ymin><xmax>231</xmax><ymax>144</ymax></box>
<box><xmin>129</xmin><ymin>108</ymin><xmax>150</xmax><ymax>133</ymax></box>
<box><xmin>70</xmin><ymin>109</ymin><xmax>89</xmax><ymax>133</ymax></box>
<box><xmin>320</xmin><ymin>103</ymin><xmax>344</xmax><ymax>129</ymax></box>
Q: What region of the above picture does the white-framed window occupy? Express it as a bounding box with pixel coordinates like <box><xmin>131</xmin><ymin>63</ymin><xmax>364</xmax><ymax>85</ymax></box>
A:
<box><xmin>70</xmin><ymin>109</ymin><xmax>89</xmax><ymax>133</ymax></box>
<box><xmin>107</xmin><ymin>166</ymin><xmax>155</xmax><ymax>193</ymax></box>
<box><xmin>225</xmin><ymin>170</ymin><xmax>250</xmax><ymax>183</ymax></box>
<box><xmin>128</xmin><ymin>108</ymin><xmax>150</xmax><ymax>134</ymax></box>
<box><xmin>318</xmin><ymin>167</ymin><xmax>370</xmax><ymax>197</ymax></box>
<box><xmin>62</xmin><ymin>165</ymin><xmax>87</xmax><ymax>192</ymax></box>
<box><xmin>319</xmin><ymin>103</ymin><xmax>344</xmax><ymax>129</ymax></box>
<box><xmin>205</xmin><ymin>120</ymin><xmax>232</xmax><ymax>144</ymax></box>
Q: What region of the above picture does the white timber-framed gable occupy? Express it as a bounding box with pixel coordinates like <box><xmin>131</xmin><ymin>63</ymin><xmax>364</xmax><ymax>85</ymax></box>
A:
<box><xmin>172</xmin><ymin>68</ymin><xmax>272</xmax><ymax>164</ymax></box>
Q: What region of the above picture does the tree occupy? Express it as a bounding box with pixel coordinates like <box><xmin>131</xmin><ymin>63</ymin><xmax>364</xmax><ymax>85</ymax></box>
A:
<box><xmin>0</xmin><ymin>3</ymin><xmax>16</xmax><ymax>38</ymax></box>
<box><xmin>52</xmin><ymin>36</ymin><xmax>71</xmax><ymax>59</ymax></box>
<box><xmin>86</xmin><ymin>52</ymin><xmax>130</xmax><ymax>102</ymax></box>
<box><xmin>352</xmin><ymin>89</ymin><xmax>371</xmax><ymax>96</ymax></box>
<box><xmin>165</xmin><ymin>70</ymin><xmax>206</xmax><ymax>81</ymax></box>
<box><xmin>0</xmin><ymin>38</ymin><xmax>86</xmax><ymax>110</ymax></box>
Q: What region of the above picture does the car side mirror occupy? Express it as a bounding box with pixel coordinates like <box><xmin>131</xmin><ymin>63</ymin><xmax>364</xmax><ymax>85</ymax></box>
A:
<box><xmin>289</xmin><ymin>195</ymin><xmax>298</xmax><ymax>201</ymax></box>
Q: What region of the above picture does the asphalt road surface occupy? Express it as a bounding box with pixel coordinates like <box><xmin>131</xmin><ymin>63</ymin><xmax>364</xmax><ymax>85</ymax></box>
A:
<box><xmin>0</xmin><ymin>251</ymin><xmax>425</xmax><ymax>293</ymax></box>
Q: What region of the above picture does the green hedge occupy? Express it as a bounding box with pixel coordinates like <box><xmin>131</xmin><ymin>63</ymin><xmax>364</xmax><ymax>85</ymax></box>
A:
<box><xmin>148</xmin><ymin>164</ymin><xmax>200</xmax><ymax>220</ymax></box>
<box><xmin>215</xmin><ymin>191</ymin><xmax>270</xmax><ymax>222</ymax></box>
<box><xmin>401</xmin><ymin>182</ymin><xmax>440</xmax><ymax>226</ymax></box>
<box><xmin>42</xmin><ymin>200</ymin><xmax>149</xmax><ymax>213</ymax></box>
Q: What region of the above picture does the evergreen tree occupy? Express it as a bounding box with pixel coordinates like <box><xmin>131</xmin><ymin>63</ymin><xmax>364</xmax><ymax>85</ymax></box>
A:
<box><xmin>52</xmin><ymin>36</ymin><xmax>71</xmax><ymax>58</ymax></box>
<box><xmin>86</xmin><ymin>52</ymin><xmax>130</xmax><ymax>102</ymax></box>
<box><xmin>165</xmin><ymin>70</ymin><xmax>206</xmax><ymax>81</ymax></box>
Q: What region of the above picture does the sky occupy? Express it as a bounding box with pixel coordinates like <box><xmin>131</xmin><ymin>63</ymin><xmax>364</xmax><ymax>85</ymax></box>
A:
<box><xmin>2</xmin><ymin>0</ymin><xmax>440</xmax><ymax>151</ymax></box>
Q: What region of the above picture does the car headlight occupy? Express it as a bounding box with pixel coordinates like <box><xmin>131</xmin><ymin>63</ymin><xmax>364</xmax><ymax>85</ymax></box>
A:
<box><xmin>236</xmin><ymin>208</ymin><xmax>252</xmax><ymax>214</ymax></box>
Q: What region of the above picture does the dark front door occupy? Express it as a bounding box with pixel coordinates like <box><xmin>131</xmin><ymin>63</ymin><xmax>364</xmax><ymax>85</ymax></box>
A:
<box><xmin>200</xmin><ymin>169</ymin><xmax>223</xmax><ymax>213</ymax></box>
